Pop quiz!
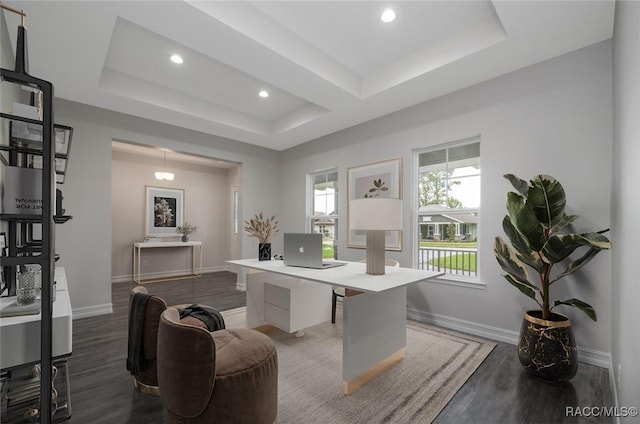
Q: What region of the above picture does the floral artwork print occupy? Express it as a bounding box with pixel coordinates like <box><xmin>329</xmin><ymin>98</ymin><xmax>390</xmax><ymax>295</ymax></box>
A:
<box><xmin>145</xmin><ymin>187</ymin><xmax>184</xmax><ymax>237</ymax></box>
<box><xmin>154</xmin><ymin>197</ymin><xmax>176</xmax><ymax>227</ymax></box>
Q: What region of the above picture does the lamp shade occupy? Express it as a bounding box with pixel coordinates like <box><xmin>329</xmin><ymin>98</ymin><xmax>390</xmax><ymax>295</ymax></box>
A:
<box><xmin>349</xmin><ymin>198</ymin><xmax>402</xmax><ymax>230</ymax></box>
<box><xmin>154</xmin><ymin>171</ymin><xmax>175</xmax><ymax>181</ymax></box>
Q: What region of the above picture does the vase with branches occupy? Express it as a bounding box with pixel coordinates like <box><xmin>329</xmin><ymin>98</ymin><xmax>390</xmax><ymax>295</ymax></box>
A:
<box><xmin>245</xmin><ymin>213</ymin><xmax>279</xmax><ymax>260</ymax></box>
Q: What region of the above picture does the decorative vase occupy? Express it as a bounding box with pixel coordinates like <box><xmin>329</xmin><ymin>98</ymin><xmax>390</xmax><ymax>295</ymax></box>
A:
<box><xmin>258</xmin><ymin>243</ymin><xmax>271</xmax><ymax>261</ymax></box>
<box><xmin>518</xmin><ymin>310</ymin><xmax>577</xmax><ymax>381</ymax></box>
<box><xmin>17</xmin><ymin>266</ymin><xmax>37</xmax><ymax>306</ymax></box>
<box><xmin>182</xmin><ymin>234</ymin><xmax>189</xmax><ymax>242</ymax></box>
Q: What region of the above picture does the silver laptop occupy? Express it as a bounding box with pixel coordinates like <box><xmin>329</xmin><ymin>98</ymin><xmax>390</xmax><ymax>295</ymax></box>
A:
<box><xmin>283</xmin><ymin>233</ymin><xmax>346</xmax><ymax>269</ymax></box>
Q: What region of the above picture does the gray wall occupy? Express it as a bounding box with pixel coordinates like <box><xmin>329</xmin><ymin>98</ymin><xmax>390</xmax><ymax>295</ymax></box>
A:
<box><xmin>612</xmin><ymin>1</ymin><xmax>640</xmax><ymax>416</ymax></box>
<box><xmin>111</xmin><ymin>150</ymin><xmax>237</xmax><ymax>281</ymax></box>
<box><xmin>54</xmin><ymin>99</ymin><xmax>280</xmax><ymax>318</ymax></box>
<box><xmin>281</xmin><ymin>41</ymin><xmax>613</xmax><ymax>362</ymax></box>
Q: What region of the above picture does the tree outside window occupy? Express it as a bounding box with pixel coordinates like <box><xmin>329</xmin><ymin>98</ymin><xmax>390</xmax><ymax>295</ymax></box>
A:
<box><xmin>308</xmin><ymin>169</ymin><xmax>338</xmax><ymax>259</ymax></box>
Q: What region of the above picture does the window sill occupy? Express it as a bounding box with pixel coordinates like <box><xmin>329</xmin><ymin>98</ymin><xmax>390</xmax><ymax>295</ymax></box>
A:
<box><xmin>427</xmin><ymin>274</ymin><xmax>486</xmax><ymax>290</ymax></box>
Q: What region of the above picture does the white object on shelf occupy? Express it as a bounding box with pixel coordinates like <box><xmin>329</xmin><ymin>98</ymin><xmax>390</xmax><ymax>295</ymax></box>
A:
<box><xmin>0</xmin><ymin>267</ymin><xmax>72</xmax><ymax>370</ymax></box>
<box><xmin>2</xmin><ymin>167</ymin><xmax>42</xmax><ymax>215</ymax></box>
<box><xmin>11</xmin><ymin>103</ymin><xmax>42</xmax><ymax>142</ymax></box>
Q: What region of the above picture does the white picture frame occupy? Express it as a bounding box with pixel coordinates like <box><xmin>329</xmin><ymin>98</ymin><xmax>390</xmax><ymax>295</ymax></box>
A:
<box><xmin>347</xmin><ymin>157</ymin><xmax>402</xmax><ymax>250</ymax></box>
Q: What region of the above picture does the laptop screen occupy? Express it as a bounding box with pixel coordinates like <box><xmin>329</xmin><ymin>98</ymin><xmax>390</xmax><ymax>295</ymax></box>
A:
<box><xmin>283</xmin><ymin>233</ymin><xmax>323</xmax><ymax>268</ymax></box>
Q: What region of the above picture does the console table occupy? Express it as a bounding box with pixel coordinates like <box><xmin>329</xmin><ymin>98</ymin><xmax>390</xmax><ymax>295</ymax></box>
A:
<box><xmin>227</xmin><ymin>259</ymin><xmax>443</xmax><ymax>394</ymax></box>
<box><xmin>133</xmin><ymin>241</ymin><xmax>203</xmax><ymax>284</ymax></box>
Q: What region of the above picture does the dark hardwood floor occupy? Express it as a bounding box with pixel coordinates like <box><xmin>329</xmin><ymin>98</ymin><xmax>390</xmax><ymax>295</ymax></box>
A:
<box><xmin>65</xmin><ymin>271</ymin><xmax>612</xmax><ymax>423</ymax></box>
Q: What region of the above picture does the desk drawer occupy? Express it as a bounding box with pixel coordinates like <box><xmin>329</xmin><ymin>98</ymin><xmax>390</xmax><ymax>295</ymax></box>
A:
<box><xmin>264</xmin><ymin>283</ymin><xmax>291</xmax><ymax>310</ymax></box>
<box><xmin>264</xmin><ymin>303</ymin><xmax>291</xmax><ymax>332</ymax></box>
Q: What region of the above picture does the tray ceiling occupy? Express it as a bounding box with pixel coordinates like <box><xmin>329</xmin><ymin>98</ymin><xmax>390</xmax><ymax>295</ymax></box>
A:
<box><xmin>2</xmin><ymin>1</ymin><xmax>614</xmax><ymax>151</ymax></box>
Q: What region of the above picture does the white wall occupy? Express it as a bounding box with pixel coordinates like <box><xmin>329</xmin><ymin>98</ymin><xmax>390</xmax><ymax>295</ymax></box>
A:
<box><xmin>281</xmin><ymin>41</ymin><xmax>613</xmax><ymax>361</ymax></box>
<box><xmin>1</xmin><ymin>10</ymin><xmax>30</xmax><ymax>237</ymax></box>
<box><xmin>611</xmin><ymin>1</ymin><xmax>640</xmax><ymax>416</ymax></box>
<box><xmin>111</xmin><ymin>150</ymin><xmax>237</xmax><ymax>281</ymax></box>
<box><xmin>54</xmin><ymin>99</ymin><xmax>280</xmax><ymax>318</ymax></box>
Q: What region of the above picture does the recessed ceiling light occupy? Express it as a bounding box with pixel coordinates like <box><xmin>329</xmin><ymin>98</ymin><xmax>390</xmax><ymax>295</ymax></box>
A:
<box><xmin>381</xmin><ymin>8</ymin><xmax>396</xmax><ymax>23</ymax></box>
<box><xmin>170</xmin><ymin>54</ymin><xmax>183</xmax><ymax>64</ymax></box>
<box><xmin>259</xmin><ymin>90</ymin><xmax>269</xmax><ymax>98</ymax></box>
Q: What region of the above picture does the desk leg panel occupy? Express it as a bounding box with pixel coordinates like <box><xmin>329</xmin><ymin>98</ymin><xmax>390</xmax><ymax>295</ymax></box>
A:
<box><xmin>343</xmin><ymin>287</ymin><xmax>407</xmax><ymax>384</ymax></box>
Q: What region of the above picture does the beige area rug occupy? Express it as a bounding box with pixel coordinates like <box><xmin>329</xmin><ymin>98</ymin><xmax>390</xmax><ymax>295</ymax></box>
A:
<box><xmin>221</xmin><ymin>306</ymin><xmax>496</xmax><ymax>424</ymax></box>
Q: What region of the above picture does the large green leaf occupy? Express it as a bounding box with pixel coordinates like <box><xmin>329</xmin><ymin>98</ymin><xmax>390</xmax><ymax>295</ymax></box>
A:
<box><xmin>554</xmin><ymin>298</ymin><xmax>597</xmax><ymax>321</ymax></box>
<box><xmin>549</xmin><ymin>213</ymin><xmax>579</xmax><ymax>234</ymax></box>
<box><xmin>527</xmin><ymin>175</ymin><xmax>566</xmax><ymax>228</ymax></box>
<box><xmin>554</xmin><ymin>247</ymin><xmax>602</xmax><ymax>281</ymax></box>
<box><xmin>504</xmin><ymin>274</ymin><xmax>539</xmax><ymax>304</ymax></box>
<box><xmin>494</xmin><ymin>237</ymin><xmax>535</xmax><ymax>286</ymax></box>
<box><xmin>506</xmin><ymin>192</ymin><xmax>546</xmax><ymax>251</ymax></box>
<box><xmin>502</xmin><ymin>216</ymin><xmax>545</xmax><ymax>273</ymax></box>
<box><xmin>504</xmin><ymin>174</ymin><xmax>529</xmax><ymax>198</ymax></box>
<box><xmin>542</xmin><ymin>232</ymin><xmax>612</xmax><ymax>264</ymax></box>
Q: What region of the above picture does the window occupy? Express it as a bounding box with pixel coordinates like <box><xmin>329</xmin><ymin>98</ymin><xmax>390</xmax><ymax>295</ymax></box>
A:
<box><xmin>415</xmin><ymin>138</ymin><xmax>480</xmax><ymax>279</ymax></box>
<box><xmin>307</xmin><ymin>169</ymin><xmax>338</xmax><ymax>259</ymax></box>
<box><xmin>233</xmin><ymin>189</ymin><xmax>239</xmax><ymax>234</ymax></box>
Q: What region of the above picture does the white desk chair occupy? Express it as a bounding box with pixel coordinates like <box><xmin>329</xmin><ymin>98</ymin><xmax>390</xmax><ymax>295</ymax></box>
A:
<box><xmin>331</xmin><ymin>258</ymin><xmax>400</xmax><ymax>323</ymax></box>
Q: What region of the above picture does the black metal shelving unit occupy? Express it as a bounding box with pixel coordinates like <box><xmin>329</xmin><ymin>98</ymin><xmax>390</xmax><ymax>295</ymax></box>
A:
<box><xmin>0</xmin><ymin>7</ymin><xmax>73</xmax><ymax>423</ymax></box>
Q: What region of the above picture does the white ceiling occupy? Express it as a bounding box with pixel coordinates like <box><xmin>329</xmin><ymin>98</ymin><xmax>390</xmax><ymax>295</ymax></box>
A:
<box><xmin>3</xmin><ymin>1</ymin><xmax>614</xmax><ymax>152</ymax></box>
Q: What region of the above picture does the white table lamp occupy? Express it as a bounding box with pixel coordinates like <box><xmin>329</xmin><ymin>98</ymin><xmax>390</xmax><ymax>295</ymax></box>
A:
<box><xmin>349</xmin><ymin>198</ymin><xmax>402</xmax><ymax>275</ymax></box>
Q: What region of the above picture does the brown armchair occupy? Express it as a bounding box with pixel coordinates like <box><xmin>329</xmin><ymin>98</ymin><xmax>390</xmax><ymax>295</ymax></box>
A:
<box><xmin>157</xmin><ymin>307</ymin><xmax>278</xmax><ymax>424</ymax></box>
<box><xmin>127</xmin><ymin>285</ymin><xmax>167</xmax><ymax>396</ymax></box>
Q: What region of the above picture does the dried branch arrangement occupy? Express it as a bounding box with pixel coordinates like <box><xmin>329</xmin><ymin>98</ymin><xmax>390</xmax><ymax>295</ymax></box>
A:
<box><xmin>244</xmin><ymin>212</ymin><xmax>279</xmax><ymax>243</ymax></box>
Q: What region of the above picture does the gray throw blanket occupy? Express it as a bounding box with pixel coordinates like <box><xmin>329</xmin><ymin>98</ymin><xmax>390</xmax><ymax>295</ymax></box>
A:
<box><xmin>126</xmin><ymin>292</ymin><xmax>151</xmax><ymax>375</ymax></box>
<box><xmin>179</xmin><ymin>304</ymin><xmax>226</xmax><ymax>332</ymax></box>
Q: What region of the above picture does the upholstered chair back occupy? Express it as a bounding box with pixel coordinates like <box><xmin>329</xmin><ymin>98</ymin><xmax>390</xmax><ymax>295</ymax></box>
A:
<box><xmin>128</xmin><ymin>285</ymin><xmax>168</xmax><ymax>395</ymax></box>
<box><xmin>157</xmin><ymin>306</ymin><xmax>279</xmax><ymax>424</ymax></box>
<box><xmin>157</xmin><ymin>307</ymin><xmax>217</xmax><ymax>417</ymax></box>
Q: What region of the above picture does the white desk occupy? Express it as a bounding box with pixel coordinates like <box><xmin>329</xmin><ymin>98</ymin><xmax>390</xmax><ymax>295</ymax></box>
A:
<box><xmin>227</xmin><ymin>259</ymin><xmax>443</xmax><ymax>394</ymax></box>
<box><xmin>133</xmin><ymin>241</ymin><xmax>203</xmax><ymax>284</ymax></box>
<box><xmin>0</xmin><ymin>267</ymin><xmax>73</xmax><ymax>370</ymax></box>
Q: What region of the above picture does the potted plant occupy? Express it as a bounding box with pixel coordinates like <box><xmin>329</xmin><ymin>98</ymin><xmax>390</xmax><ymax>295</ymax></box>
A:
<box><xmin>244</xmin><ymin>213</ymin><xmax>279</xmax><ymax>261</ymax></box>
<box><xmin>176</xmin><ymin>222</ymin><xmax>197</xmax><ymax>242</ymax></box>
<box><xmin>493</xmin><ymin>174</ymin><xmax>611</xmax><ymax>381</ymax></box>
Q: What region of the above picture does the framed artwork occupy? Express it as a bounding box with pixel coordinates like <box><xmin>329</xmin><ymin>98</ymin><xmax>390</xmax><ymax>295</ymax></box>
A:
<box><xmin>347</xmin><ymin>157</ymin><xmax>402</xmax><ymax>250</ymax></box>
<box><xmin>145</xmin><ymin>186</ymin><xmax>184</xmax><ymax>237</ymax></box>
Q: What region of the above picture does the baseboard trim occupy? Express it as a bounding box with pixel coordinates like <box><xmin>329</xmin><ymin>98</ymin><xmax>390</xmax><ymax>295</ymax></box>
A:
<box><xmin>407</xmin><ymin>307</ymin><xmax>610</xmax><ymax>368</ymax></box>
<box><xmin>111</xmin><ymin>266</ymin><xmax>231</xmax><ymax>283</ymax></box>
<box><xmin>72</xmin><ymin>303</ymin><xmax>113</xmax><ymax>319</ymax></box>
<box><xmin>407</xmin><ymin>307</ymin><xmax>519</xmax><ymax>345</ymax></box>
<box><xmin>578</xmin><ymin>347</ymin><xmax>612</xmax><ymax>369</ymax></box>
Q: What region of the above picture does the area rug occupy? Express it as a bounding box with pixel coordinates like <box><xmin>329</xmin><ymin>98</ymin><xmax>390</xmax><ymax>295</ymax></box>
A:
<box><xmin>221</xmin><ymin>306</ymin><xmax>496</xmax><ymax>424</ymax></box>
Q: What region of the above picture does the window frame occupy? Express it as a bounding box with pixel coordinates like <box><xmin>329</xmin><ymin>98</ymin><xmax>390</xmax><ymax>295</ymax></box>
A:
<box><xmin>413</xmin><ymin>136</ymin><xmax>484</xmax><ymax>288</ymax></box>
<box><xmin>306</xmin><ymin>168</ymin><xmax>339</xmax><ymax>236</ymax></box>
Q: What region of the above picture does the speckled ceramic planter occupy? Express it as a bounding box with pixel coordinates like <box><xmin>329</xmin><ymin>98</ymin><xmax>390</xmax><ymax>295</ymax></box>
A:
<box><xmin>518</xmin><ymin>310</ymin><xmax>578</xmax><ymax>381</ymax></box>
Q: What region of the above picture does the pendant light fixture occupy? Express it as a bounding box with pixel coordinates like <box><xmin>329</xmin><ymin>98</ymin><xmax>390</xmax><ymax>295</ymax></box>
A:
<box><xmin>155</xmin><ymin>150</ymin><xmax>175</xmax><ymax>181</ymax></box>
